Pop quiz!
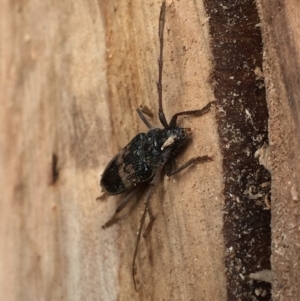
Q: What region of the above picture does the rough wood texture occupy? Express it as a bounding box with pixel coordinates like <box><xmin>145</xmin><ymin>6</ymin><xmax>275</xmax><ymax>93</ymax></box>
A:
<box><xmin>0</xmin><ymin>0</ymin><xmax>117</xmax><ymax>300</ymax></box>
<box><xmin>205</xmin><ymin>1</ymin><xmax>272</xmax><ymax>300</ymax></box>
<box><xmin>256</xmin><ymin>1</ymin><xmax>300</xmax><ymax>300</ymax></box>
<box><xmin>101</xmin><ymin>1</ymin><xmax>225</xmax><ymax>300</ymax></box>
<box><xmin>1</xmin><ymin>0</ymin><xmax>225</xmax><ymax>300</ymax></box>
<box><xmin>4</xmin><ymin>0</ymin><xmax>300</xmax><ymax>300</ymax></box>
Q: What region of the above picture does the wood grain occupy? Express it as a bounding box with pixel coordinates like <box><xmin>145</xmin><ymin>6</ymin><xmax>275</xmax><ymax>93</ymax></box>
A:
<box><xmin>100</xmin><ymin>0</ymin><xmax>225</xmax><ymax>300</ymax></box>
<box><xmin>5</xmin><ymin>0</ymin><xmax>300</xmax><ymax>300</ymax></box>
<box><xmin>0</xmin><ymin>0</ymin><xmax>117</xmax><ymax>300</ymax></box>
<box><xmin>0</xmin><ymin>0</ymin><xmax>225</xmax><ymax>300</ymax></box>
<box><xmin>257</xmin><ymin>1</ymin><xmax>300</xmax><ymax>300</ymax></box>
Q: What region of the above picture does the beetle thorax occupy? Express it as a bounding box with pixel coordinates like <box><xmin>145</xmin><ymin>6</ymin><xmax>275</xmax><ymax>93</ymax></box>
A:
<box><xmin>147</xmin><ymin>127</ymin><xmax>191</xmax><ymax>153</ymax></box>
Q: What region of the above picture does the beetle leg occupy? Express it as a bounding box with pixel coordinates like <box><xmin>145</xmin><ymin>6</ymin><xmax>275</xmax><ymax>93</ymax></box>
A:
<box><xmin>143</xmin><ymin>205</ymin><xmax>156</xmax><ymax>238</ymax></box>
<box><xmin>102</xmin><ymin>190</ymin><xmax>136</xmax><ymax>229</ymax></box>
<box><xmin>136</xmin><ymin>108</ymin><xmax>154</xmax><ymax>129</ymax></box>
<box><xmin>169</xmin><ymin>101</ymin><xmax>215</xmax><ymax>127</ymax></box>
<box><xmin>132</xmin><ymin>186</ymin><xmax>156</xmax><ymax>291</ymax></box>
<box><xmin>166</xmin><ymin>155</ymin><xmax>212</xmax><ymax>177</ymax></box>
<box><xmin>165</xmin><ymin>157</ymin><xmax>176</xmax><ymax>176</ymax></box>
<box><xmin>132</xmin><ymin>161</ymin><xmax>165</xmax><ymax>291</ymax></box>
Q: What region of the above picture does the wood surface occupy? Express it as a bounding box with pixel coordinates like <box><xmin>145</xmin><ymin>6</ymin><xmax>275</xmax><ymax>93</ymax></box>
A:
<box><xmin>0</xmin><ymin>0</ymin><xmax>116</xmax><ymax>300</ymax></box>
<box><xmin>1</xmin><ymin>0</ymin><xmax>299</xmax><ymax>300</ymax></box>
<box><xmin>257</xmin><ymin>0</ymin><xmax>300</xmax><ymax>300</ymax></box>
<box><xmin>0</xmin><ymin>0</ymin><xmax>225</xmax><ymax>300</ymax></box>
<box><xmin>97</xmin><ymin>1</ymin><xmax>225</xmax><ymax>300</ymax></box>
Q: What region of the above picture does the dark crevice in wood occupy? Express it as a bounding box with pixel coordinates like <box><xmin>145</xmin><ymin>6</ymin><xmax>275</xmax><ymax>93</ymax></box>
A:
<box><xmin>204</xmin><ymin>1</ymin><xmax>272</xmax><ymax>300</ymax></box>
<box><xmin>51</xmin><ymin>153</ymin><xmax>59</xmax><ymax>185</ymax></box>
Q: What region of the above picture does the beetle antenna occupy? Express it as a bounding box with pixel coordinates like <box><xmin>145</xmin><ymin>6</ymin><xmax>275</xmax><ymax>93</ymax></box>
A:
<box><xmin>157</xmin><ymin>1</ymin><xmax>168</xmax><ymax>128</ymax></box>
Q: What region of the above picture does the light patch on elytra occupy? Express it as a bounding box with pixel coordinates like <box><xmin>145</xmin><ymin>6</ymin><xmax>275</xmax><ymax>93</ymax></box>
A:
<box><xmin>118</xmin><ymin>163</ymin><xmax>136</xmax><ymax>189</ymax></box>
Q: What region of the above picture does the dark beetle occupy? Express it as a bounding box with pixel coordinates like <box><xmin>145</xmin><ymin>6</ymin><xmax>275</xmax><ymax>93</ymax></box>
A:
<box><xmin>100</xmin><ymin>1</ymin><xmax>214</xmax><ymax>291</ymax></box>
<box><xmin>101</xmin><ymin>127</ymin><xmax>192</xmax><ymax>195</ymax></box>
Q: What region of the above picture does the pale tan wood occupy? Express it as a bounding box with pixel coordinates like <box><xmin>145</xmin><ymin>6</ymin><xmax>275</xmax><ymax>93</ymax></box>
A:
<box><xmin>101</xmin><ymin>1</ymin><xmax>225</xmax><ymax>300</ymax></box>
<box><xmin>0</xmin><ymin>0</ymin><xmax>117</xmax><ymax>300</ymax></box>
<box><xmin>0</xmin><ymin>0</ymin><xmax>226</xmax><ymax>300</ymax></box>
<box><xmin>256</xmin><ymin>0</ymin><xmax>300</xmax><ymax>300</ymax></box>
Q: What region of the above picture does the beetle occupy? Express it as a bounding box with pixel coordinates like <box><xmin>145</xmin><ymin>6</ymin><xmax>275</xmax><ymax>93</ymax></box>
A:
<box><xmin>100</xmin><ymin>1</ymin><xmax>215</xmax><ymax>291</ymax></box>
